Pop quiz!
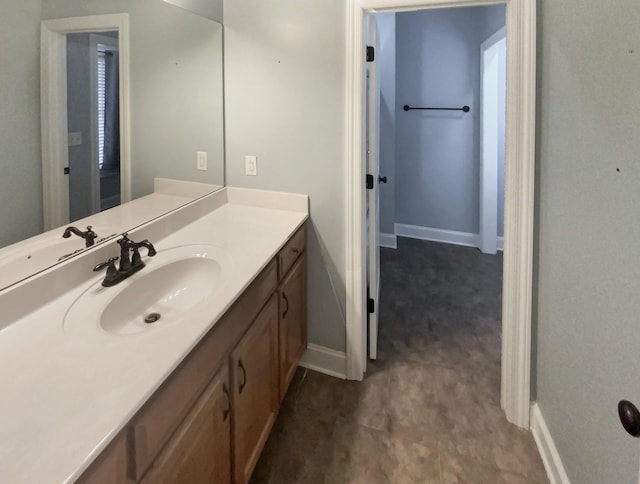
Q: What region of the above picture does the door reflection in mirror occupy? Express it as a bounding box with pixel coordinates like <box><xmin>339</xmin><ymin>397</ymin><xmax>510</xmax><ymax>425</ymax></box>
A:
<box><xmin>66</xmin><ymin>31</ymin><xmax>122</xmax><ymax>222</ymax></box>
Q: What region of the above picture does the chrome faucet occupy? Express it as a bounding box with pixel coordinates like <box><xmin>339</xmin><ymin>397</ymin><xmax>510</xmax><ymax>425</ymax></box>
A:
<box><xmin>93</xmin><ymin>234</ymin><xmax>157</xmax><ymax>287</ymax></box>
<box><xmin>62</xmin><ymin>225</ymin><xmax>98</xmax><ymax>248</ymax></box>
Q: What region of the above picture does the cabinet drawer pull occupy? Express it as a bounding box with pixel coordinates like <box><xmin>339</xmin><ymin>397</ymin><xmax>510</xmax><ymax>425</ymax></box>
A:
<box><xmin>238</xmin><ymin>360</ymin><xmax>247</xmax><ymax>394</ymax></box>
<box><xmin>222</xmin><ymin>383</ymin><xmax>231</xmax><ymax>421</ymax></box>
<box><xmin>291</xmin><ymin>247</ymin><xmax>300</xmax><ymax>254</ymax></box>
<box><xmin>282</xmin><ymin>293</ymin><xmax>289</xmax><ymax>318</ymax></box>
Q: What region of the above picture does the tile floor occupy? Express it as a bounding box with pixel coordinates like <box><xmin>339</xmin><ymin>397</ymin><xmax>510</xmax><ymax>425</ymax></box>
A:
<box><xmin>251</xmin><ymin>237</ymin><xmax>548</xmax><ymax>483</ymax></box>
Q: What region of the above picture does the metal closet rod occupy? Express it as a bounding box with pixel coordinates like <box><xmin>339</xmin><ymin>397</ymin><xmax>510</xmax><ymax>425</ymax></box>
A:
<box><xmin>403</xmin><ymin>104</ymin><xmax>470</xmax><ymax>112</ymax></box>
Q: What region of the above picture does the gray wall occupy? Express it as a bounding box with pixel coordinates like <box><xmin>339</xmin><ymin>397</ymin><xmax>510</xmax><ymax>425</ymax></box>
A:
<box><xmin>535</xmin><ymin>0</ymin><xmax>640</xmax><ymax>482</ymax></box>
<box><xmin>394</xmin><ymin>7</ymin><xmax>504</xmax><ymax>234</ymax></box>
<box><xmin>162</xmin><ymin>0</ymin><xmax>222</xmax><ymax>23</ymax></box>
<box><xmin>224</xmin><ymin>0</ymin><xmax>347</xmax><ymax>351</ymax></box>
<box><xmin>376</xmin><ymin>13</ymin><xmax>396</xmax><ymax>236</ymax></box>
<box><xmin>0</xmin><ymin>0</ymin><xmax>44</xmax><ymax>247</ymax></box>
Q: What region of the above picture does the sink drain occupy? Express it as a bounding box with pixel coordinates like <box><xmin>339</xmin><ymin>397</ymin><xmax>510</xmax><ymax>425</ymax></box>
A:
<box><xmin>144</xmin><ymin>313</ymin><xmax>161</xmax><ymax>324</ymax></box>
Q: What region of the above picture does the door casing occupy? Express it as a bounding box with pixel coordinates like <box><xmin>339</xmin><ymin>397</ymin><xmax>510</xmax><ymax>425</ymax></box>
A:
<box><xmin>345</xmin><ymin>0</ymin><xmax>536</xmax><ymax>429</ymax></box>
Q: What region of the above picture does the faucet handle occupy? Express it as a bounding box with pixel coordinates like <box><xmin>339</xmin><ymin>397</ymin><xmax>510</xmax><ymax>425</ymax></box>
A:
<box><xmin>117</xmin><ymin>233</ymin><xmax>131</xmax><ymax>247</ymax></box>
<box><xmin>84</xmin><ymin>226</ymin><xmax>98</xmax><ymax>247</ymax></box>
<box><xmin>93</xmin><ymin>257</ymin><xmax>119</xmax><ymax>273</ymax></box>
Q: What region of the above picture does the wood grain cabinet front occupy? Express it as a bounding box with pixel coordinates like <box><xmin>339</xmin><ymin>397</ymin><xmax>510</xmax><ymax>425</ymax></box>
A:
<box><xmin>231</xmin><ymin>294</ymin><xmax>280</xmax><ymax>484</ymax></box>
<box><xmin>139</xmin><ymin>364</ymin><xmax>231</xmax><ymax>484</ymax></box>
<box><xmin>76</xmin><ymin>432</ymin><xmax>128</xmax><ymax>484</ymax></box>
<box><xmin>278</xmin><ymin>252</ymin><xmax>307</xmax><ymax>401</ymax></box>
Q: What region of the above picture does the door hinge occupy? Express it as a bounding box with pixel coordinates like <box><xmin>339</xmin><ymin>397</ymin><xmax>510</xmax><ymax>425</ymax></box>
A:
<box><xmin>368</xmin><ymin>298</ymin><xmax>375</xmax><ymax>314</ymax></box>
<box><xmin>366</xmin><ymin>45</ymin><xmax>375</xmax><ymax>62</ymax></box>
<box><xmin>366</xmin><ymin>174</ymin><xmax>374</xmax><ymax>189</ymax></box>
<box><xmin>64</xmin><ymin>167</ymin><xmax>70</xmax><ymax>175</ymax></box>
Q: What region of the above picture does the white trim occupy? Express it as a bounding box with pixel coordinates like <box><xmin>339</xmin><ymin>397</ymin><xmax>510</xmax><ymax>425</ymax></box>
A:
<box><xmin>346</xmin><ymin>0</ymin><xmax>536</xmax><ymax>428</ymax></box>
<box><xmin>41</xmin><ymin>14</ymin><xmax>131</xmax><ymax>231</ymax></box>
<box><xmin>393</xmin><ymin>224</ymin><xmax>504</xmax><ymax>252</ymax></box>
<box><xmin>479</xmin><ymin>26</ymin><xmax>505</xmax><ymax>255</ymax></box>
<box><xmin>345</xmin><ymin>2</ymin><xmax>367</xmax><ymax>380</ymax></box>
<box><xmin>379</xmin><ymin>233</ymin><xmax>397</xmax><ymax>249</ymax></box>
<box><xmin>299</xmin><ymin>344</ymin><xmax>347</xmax><ymax>380</ymax></box>
<box><xmin>530</xmin><ymin>403</ymin><xmax>571</xmax><ymax>484</ymax></box>
<box><xmin>396</xmin><ymin>223</ymin><xmax>480</xmax><ymax>248</ymax></box>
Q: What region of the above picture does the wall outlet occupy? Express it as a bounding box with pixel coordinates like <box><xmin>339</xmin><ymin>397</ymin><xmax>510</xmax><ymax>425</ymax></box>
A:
<box><xmin>68</xmin><ymin>132</ymin><xmax>82</xmax><ymax>147</ymax></box>
<box><xmin>245</xmin><ymin>155</ymin><xmax>257</xmax><ymax>176</ymax></box>
<box><xmin>197</xmin><ymin>151</ymin><xmax>207</xmax><ymax>171</ymax></box>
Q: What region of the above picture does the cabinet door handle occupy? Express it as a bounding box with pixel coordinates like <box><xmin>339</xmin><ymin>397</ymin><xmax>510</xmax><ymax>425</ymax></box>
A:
<box><xmin>282</xmin><ymin>293</ymin><xmax>289</xmax><ymax>318</ymax></box>
<box><xmin>222</xmin><ymin>383</ymin><xmax>231</xmax><ymax>421</ymax></box>
<box><xmin>238</xmin><ymin>360</ymin><xmax>247</xmax><ymax>394</ymax></box>
<box><xmin>291</xmin><ymin>247</ymin><xmax>300</xmax><ymax>254</ymax></box>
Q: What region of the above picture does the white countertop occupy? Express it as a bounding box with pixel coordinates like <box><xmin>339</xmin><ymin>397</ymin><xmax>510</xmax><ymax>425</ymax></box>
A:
<box><xmin>0</xmin><ymin>187</ymin><xmax>308</xmax><ymax>483</ymax></box>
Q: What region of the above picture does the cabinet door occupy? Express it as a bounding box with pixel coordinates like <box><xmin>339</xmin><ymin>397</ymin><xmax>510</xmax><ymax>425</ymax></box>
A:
<box><xmin>279</xmin><ymin>252</ymin><xmax>307</xmax><ymax>400</ymax></box>
<box><xmin>140</xmin><ymin>365</ymin><xmax>232</xmax><ymax>484</ymax></box>
<box><xmin>231</xmin><ymin>295</ymin><xmax>279</xmax><ymax>484</ymax></box>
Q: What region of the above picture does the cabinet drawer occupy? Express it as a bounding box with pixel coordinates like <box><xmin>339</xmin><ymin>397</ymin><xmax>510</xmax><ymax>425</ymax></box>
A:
<box><xmin>130</xmin><ymin>259</ymin><xmax>277</xmax><ymax>480</ymax></box>
<box><xmin>278</xmin><ymin>223</ymin><xmax>306</xmax><ymax>279</ymax></box>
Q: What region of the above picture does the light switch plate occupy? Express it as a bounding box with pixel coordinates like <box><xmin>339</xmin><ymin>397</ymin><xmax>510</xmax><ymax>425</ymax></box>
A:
<box><xmin>245</xmin><ymin>156</ymin><xmax>257</xmax><ymax>176</ymax></box>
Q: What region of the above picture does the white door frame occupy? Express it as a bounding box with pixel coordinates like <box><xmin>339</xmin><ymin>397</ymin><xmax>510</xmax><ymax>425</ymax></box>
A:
<box><xmin>480</xmin><ymin>26</ymin><xmax>506</xmax><ymax>255</ymax></box>
<box><xmin>41</xmin><ymin>14</ymin><xmax>131</xmax><ymax>230</ymax></box>
<box><xmin>345</xmin><ymin>0</ymin><xmax>536</xmax><ymax>428</ymax></box>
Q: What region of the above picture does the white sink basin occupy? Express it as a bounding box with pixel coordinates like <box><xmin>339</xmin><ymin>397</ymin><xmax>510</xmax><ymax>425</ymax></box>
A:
<box><xmin>63</xmin><ymin>244</ymin><xmax>233</xmax><ymax>335</ymax></box>
<box><xmin>0</xmin><ymin>228</ymin><xmax>120</xmax><ymax>289</ymax></box>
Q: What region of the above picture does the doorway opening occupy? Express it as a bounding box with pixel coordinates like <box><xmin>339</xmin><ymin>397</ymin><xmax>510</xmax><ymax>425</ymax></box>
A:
<box><xmin>41</xmin><ymin>13</ymin><xmax>130</xmax><ymax>231</ymax></box>
<box><xmin>368</xmin><ymin>4</ymin><xmax>506</xmax><ymax>366</ymax></box>
<box><xmin>66</xmin><ymin>31</ymin><xmax>121</xmax><ymax>221</ymax></box>
<box><xmin>346</xmin><ymin>0</ymin><xmax>537</xmax><ymax>429</ymax></box>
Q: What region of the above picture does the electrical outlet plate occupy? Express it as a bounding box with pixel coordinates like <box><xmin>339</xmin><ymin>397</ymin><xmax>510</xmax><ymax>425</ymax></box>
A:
<box><xmin>245</xmin><ymin>155</ymin><xmax>257</xmax><ymax>176</ymax></box>
<box><xmin>68</xmin><ymin>132</ymin><xmax>82</xmax><ymax>147</ymax></box>
<box><xmin>197</xmin><ymin>151</ymin><xmax>207</xmax><ymax>171</ymax></box>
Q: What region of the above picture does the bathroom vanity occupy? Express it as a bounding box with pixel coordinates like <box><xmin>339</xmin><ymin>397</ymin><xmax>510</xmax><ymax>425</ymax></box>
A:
<box><xmin>0</xmin><ymin>187</ymin><xmax>308</xmax><ymax>484</ymax></box>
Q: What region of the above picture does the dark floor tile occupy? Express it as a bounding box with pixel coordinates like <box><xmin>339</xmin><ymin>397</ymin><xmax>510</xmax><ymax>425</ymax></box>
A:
<box><xmin>324</xmin><ymin>418</ymin><xmax>441</xmax><ymax>484</ymax></box>
<box><xmin>440</xmin><ymin>449</ymin><xmax>548</xmax><ymax>484</ymax></box>
<box><xmin>252</xmin><ymin>238</ymin><xmax>547</xmax><ymax>484</ymax></box>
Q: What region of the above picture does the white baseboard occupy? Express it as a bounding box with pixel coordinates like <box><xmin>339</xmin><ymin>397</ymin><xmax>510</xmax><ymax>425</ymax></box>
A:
<box><xmin>299</xmin><ymin>343</ymin><xmax>347</xmax><ymax>379</ymax></box>
<box><xmin>530</xmin><ymin>402</ymin><xmax>571</xmax><ymax>484</ymax></box>
<box><xmin>379</xmin><ymin>233</ymin><xmax>397</xmax><ymax>249</ymax></box>
<box><xmin>395</xmin><ymin>223</ymin><xmax>480</xmax><ymax>248</ymax></box>
<box><xmin>394</xmin><ymin>223</ymin><xmax>505</xmax><ymax>252</ymax></box>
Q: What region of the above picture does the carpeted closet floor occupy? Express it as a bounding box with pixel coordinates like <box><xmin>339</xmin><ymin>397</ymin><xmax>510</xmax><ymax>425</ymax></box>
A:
<box><xmin>250</xmin><ymin>237</ymin><xmax>548</xmax><ymax>483</ymax></box>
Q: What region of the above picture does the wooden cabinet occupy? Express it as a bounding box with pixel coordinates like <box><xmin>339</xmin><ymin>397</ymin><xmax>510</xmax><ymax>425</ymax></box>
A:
<box><xmin>140</xmin><ymin>365</ymin><xmax>231</xmax><ymax>484</ymax></box>
<box><xmin>231</xmin><ymin>295</ymin><xmax>280</xmax><ymax>484</ymax></box>
<box><xmin>76</xmin><ymin>433</ymin><xmax>127</xmax><ymax>484</ymax></box>
<box><xmin>77</xmin><ymin>223</ymin><xmax>307</xmax><ymax>484</ymax></box>
<box><xmin>278</xmin><ymin>252</ymin><xmax>307</xmax><ymax>401</ymax></box>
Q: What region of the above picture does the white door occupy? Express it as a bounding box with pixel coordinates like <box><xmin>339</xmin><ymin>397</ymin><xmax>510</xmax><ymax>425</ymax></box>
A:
<box><xmin>479</xmin><ymin>27</ymin><xmax>506</xmax><ymax>255</ymax></box>
<box><xmin>366</xmin><ymin>15</ymin><xmax>381</xmax><ymax>360</ymax></box>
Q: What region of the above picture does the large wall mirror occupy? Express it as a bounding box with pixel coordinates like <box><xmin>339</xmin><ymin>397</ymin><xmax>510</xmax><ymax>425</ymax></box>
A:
<box><xmin>0</xmin><ymin>0</ymin><xmax>224</xmax><ymax>290</ymax></box>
